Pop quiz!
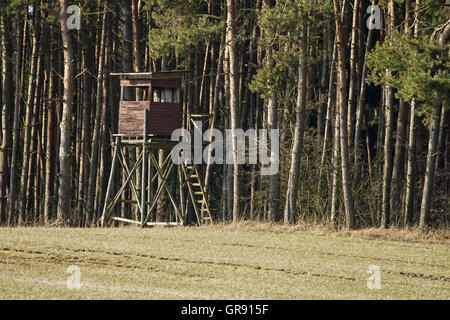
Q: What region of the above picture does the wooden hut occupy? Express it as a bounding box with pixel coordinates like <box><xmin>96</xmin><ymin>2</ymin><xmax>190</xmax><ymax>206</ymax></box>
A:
<box><xmin>113</xmin><ymin>71</ymin><xmax>186</xmax><ymax>136</ymax></box>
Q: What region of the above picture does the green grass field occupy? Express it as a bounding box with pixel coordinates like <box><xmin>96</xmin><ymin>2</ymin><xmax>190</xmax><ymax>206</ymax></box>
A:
<box><xmin>0</xmin><ymin>226</ymin><xmax>448</xmax><ymax>299</ymax></box>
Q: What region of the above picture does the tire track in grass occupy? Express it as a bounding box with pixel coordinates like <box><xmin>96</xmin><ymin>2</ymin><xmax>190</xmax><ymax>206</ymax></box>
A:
<box><xmin>0</xmin><ymin>264</ymin><xmax>214</xmax><ymax>299</ymax></box>
<box><xmin>3</xmin><ymin>246</ymin><xmax>449</xmax><ymax>284</ymax></box>
<box><xmin>319</xmin><ymin>251</ymin><xmax>449</xmax><ymax>269</ymax></box>
<box><xmin>0</xmin><ymin>247</ymin><xmax>356</xmax><ymax>282</ymax></box>
<box><xmin>105</xmin><ymin>235</ymin><xmax>449</xmax><ymax>270</ymax></box>
<box><xmin>0</xmin><ymin>250</ymin><xmax>212</xmax><ymax>280</ymax></box>
<box><xmin>60</xmin><ymin>247</ymin><xmax>359</xmax><ymax>281</ymax></box>
<box><xmin>385</xmin><ymin>269</ymin><xmax>450</xmax><ymax>282</ymax></box>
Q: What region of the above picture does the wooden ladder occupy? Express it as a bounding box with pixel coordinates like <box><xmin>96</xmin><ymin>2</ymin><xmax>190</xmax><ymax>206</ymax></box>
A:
<box><xmin>181</xmin><ymin>163</ymin><xmax>213</xmax><ymax>225</ymax></box>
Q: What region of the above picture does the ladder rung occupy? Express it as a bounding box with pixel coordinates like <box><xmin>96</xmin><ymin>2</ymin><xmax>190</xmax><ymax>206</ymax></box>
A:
<box><xmin>191</xmin><ymin>183</ymin><xmax>201</xmax><ymax>187</ymax></box>
<box><xmin>194</xmin><ymin>191</ymin><xmax>203</xmax><ymax>195</ymax></box>
<box><xmin>189</xmin><ymin>174</ymin><xmax>198</xmax><ymax>178</ymax></box>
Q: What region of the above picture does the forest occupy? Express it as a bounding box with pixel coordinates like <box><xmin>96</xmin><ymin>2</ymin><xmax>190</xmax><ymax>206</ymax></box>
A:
<box><xmin>0</xmin><ymin>0</ymin><xmax>448</xmax><ymax>230</ymax></box>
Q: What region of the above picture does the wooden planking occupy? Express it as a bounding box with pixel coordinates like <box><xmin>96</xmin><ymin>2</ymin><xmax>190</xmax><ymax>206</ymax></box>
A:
<box><xmin>120</xmin><ymin>101</ymin><xmax>150</xmax><ymax>108</ymax></box>
<box><xmin>111</xmin><ymin>71</ymin><xmax>187</xmax><ymax>80</ymax></box>
<box><xmin>120</xmin><ymin>79</ymin><xmax>152</xmax><ymax>87</ymax></box>
<box><xmin>150</xmin><ymin>71</ymin><xmax>187</xmax><ymax>79</ymax></box>
<box><xmin>118</xmin><ymin>101</ymin><xmax>150</xmax><ymax>135</ymax></box>
<box><xmin>120</xmin><ymin>78</ymin><xmax>181</xmax><ymax>88</ymax></box>
<box><xmin>118</xmin><ymin>101</ymin><xmax>182</xmax><ymax>136</ymax></box>
<box><xmin>148</xmin><ymin>103</ymin><xmax>182</xmax><ymax>136</ymax></box>
<box><xmin>151</xmin><ymin>78</ymin><xmax>182</xmax><ymax>88</ymax></box>
<box><xmin>112</xmin><ymin>216</ymin><xmax>182</xmax><ymax>226</ymax></box>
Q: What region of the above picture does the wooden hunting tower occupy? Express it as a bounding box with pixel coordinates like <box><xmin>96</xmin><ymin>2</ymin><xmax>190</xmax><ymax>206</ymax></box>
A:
<box><xmin>117</xmin><ymin>72</ymin><xmax>184</xmax><ymax>136</ymax></box>
<box><xmin>99</xmin><ymin>71</ymin><xmax>213</xmax><ymax>228</ymax></box>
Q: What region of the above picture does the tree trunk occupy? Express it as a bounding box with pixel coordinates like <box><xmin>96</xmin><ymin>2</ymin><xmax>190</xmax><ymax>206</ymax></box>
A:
<box><xmin>97</xmin><ymin>18</ymin><xmax>113</xmax><ymax>224</ymax></box>
<box><xmin>390</xmin><ymin>100</ymin><xmax>409</xmax><ymax>220</ymax></box>
<box><xmin>44</xmin><ymin>43</ymin><xmax>58</xmax><ymax>224</ymax></box>
<box><xmin>0</xmin><ymin>12</ymin><xmax>13</xmax><ymax>224</ymax></box>
<box><xmin>261</xmin><ymin>0</ymin><xmax>279</xmax><ymax>222</ymax></box>
<box><xmin>353</xmin><ymin>11</ymin><xmax>374</xmax><ymax>177</ymax></box>
<box><xmin>333</xmin><ymin>0</ymin><xmax>355</xmax><ymax>229</ymax></box>
<box><xmin>347</xmin><ymin>0</ymin><xmax>360</xmax><ymax>150</ymax></box>
<box><xmin>131</xmin><ymin>0</ymin><xmax>142</xmax><ymax>73</ymax></box>
<box><xmin>419</xmin><ymin>104</ymin><xmax>443</xmax><ymax>228</ymax></box>
<box><xmin>380</xmin><ymin>85</ymin><xmax>394</xmax><ymax>228</ymax></box>
<box><xmin>380</xmin><ymin>0</ymin><xmax>396</xmax><ymax>229</ymax></box>
<box><xmin>435</xmin><ymin>107</ymin><xmax>447</xmax><ymax>170</ymax></box>
<box><xmin>205</xmin><ymin>33</ymin><xmax>224</xmax><ymax>194</ymax></box>
<box><xmin>267</xmin><ymin>90</ymin><xmax>279</xmax><ymax>222</ymax></box>
<box><xmin>317</xmin><ymin>24</ymin><xmax>330</xmax><ymax>136</ymax></box>
<box><xmin>226</xmin><ymin>0</ymin><xmax>240</xmax><ymax>222</ymax></box>
<box><xmin>27</xmin><ymin>46</ymin><xmax>44</xmax><ymax>222</ymax></box>
<box><xmin>131</xmin><ymin>0</ymin><xmax>142</xmax><ymax>99</ymax></box>
<box><xmin>404</xmin><ymin>0</ymin><xmax>420</xmax><ymax>226</ymax></box>
<box><xmin>404</xmin><ymin>100</ymin><xmax>417</xmax><ymax>226</ymax></box>
<box><xmin>86</xmin><ymin>5</ymin><xmax>107</xmax><ymax>225</ymax></box>
<box><xmin>57</xmin><ymin>0</ymin><xmax>75</xmax><ymax>224</ymax></box>
<box><xmin>330</xmin><ymin>96</ymin><xmax>340</xmax><ymax>223</ymax></box>
<box><xmin>8</xmin><ymin>9</ymin><xmax>24</xmax><ymax>225</ymax></box>
<box><xmin>18</xmin><ymin>0</ymin><xmax>41</xmax><ymax>224</ymax></box>
<box><xmin>318</xmin><ymin>34</ymin><xmax>336</xmax><ymax>190</ymax></box>
<box><xmin>284</xmin><ymin>30</ymin><xmax>307</xmax><ymax>224</ymax></box>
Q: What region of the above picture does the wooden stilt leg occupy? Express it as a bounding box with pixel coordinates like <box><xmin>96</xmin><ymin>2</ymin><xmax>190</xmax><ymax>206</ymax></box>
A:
<box><xmin>178</xmin><ymin>166</ymin><xmax>185</xmax><ymax>223</ymax></box>
<box><xmin>100</xmin><ymin>136</ymin><xmax>121</xmax><ymax>227</ymax></box>
<box><xmin>141</xmin><ymin>110</ymin><xmax>148</xmax><ymax>227</ymax></box>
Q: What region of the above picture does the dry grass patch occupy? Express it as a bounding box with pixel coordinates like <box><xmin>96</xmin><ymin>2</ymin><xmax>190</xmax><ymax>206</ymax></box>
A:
<box><xmin>207</xmin><ymin>221</ymin><xmax>450</xmax><ymax>244</ymax></box>
<box><xmin>0</xmin><ymin>227</ymin><xmax>448</xmax><ymax>299</ymax></box>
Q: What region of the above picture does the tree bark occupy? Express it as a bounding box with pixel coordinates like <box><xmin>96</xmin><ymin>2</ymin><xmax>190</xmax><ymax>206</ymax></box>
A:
<box><xmin>7</xmin><ymin>9</ymin><xmax>24</xmax><ymax>225</ymax></box>
<box><xmin>333</xmin><ymin>0</ymin><xmax>355</xmax><ymax>229</ymax></box>
<box><xmin>330</xmin><ymin>95</ymin><xmax>340</xmax><ymax>223</ymax></box>
<box><xmin>381</xmin><ymin>0</ymin><xmax>396</xmax><ymax>229</ymax></box>
<box><xmin>226</xmin><ymin>0</ymin><xmax>240</xmax><ymax>222</ymax></box>
<box><xmin>44</xmin><ymin>43</ymin><xmax>58</xmax><ymax>224</ymax></box>
<box><xmin>390</xmin><ymin>100</ymin><xmax>409</xmax><ymax>219</ymax></box>
<box><xmin>404</xmin><ymin>0</ymin><xmax>420</xmax><ymax>226</ymax></box>
<box><xmin>318</xmin><ymin>34</ymin><xmax>336</xmax><ymax>191</ymax></box>
<box><xmin>86</xmin><ymin>7</ymin><xmax>107</xmax><ymax>225</ymax></box>
<box><xmin>347</xmin><ymin>0</ymin><xmax>360</xmax><ymax>150</ymax></box>
<box><xmin>435</xmin><ymin>107</ymin><xmax>447</xmax><ymax>170</ymax></box>
<box><xmin>284</xmin><ymin>30</ymin><xmax>307</xmax><ymax>224</ymax></box>
<box><xmin>18</xmin><ymin>0</ymin><xmax>41</xmax><ymax>224</ymax></box>
<box><xmin>0</xmin><ymin>12</ymin><xmax>13</xmax><ymax>224</ymax></box>
<box><xmin>419</xmin><ymin>104</ymin><xmax>442</xmax><ymax>228</ymax></box>
<box><xmin>353</xmin><ymin>11</ymin><xmax>374</xmax><ymax>178</ymax></box>
<box><xmin>380</xmin><ymin>84</ymin><xmax>394</xmax><ymax>228</ymax></box>
<box><xmin>205</xmin><ymin>33</ymin><xmax>225</xmax><ymax>194</ymax></box>
<box><xmin>57</xmin><ymin>0</ymin><xmax>75</xmax><ymax>224</ymax></box>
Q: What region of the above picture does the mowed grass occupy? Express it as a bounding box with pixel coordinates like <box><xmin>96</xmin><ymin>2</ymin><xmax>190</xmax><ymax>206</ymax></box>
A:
<box><xmin>0</xmin><ymin>226</ymin><xmax>448</xmax><ymax>299</ymax></box>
